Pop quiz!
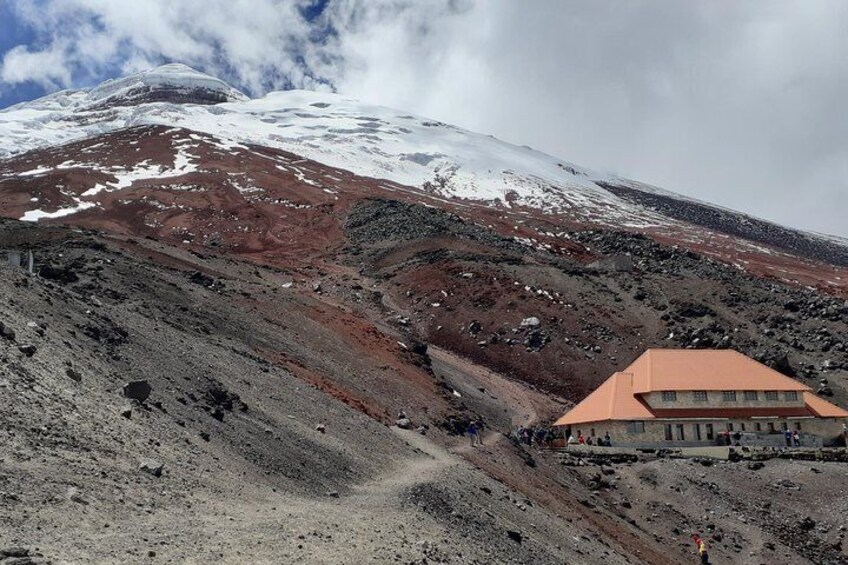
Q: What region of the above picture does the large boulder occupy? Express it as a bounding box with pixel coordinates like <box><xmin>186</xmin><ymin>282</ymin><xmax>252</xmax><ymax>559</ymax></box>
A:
<box><xmin>122</xmin><ymin>380</ymin><xmax>152</xmax><ymax>403</ymax></box>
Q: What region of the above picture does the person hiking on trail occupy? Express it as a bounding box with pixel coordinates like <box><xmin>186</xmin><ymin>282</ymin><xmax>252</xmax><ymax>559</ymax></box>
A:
<box><xmin>521</xmin><ymin>427</ymin><xmax>532</xmax><ymax>446</ymax></box>
<box><xmin>691</xmin><ymin>534</ymin><xmax>710</xmax><ymax>564</ymax></box>
<box><xmin>476</xmin><ymin>419</ymin><xmax>485</xmax><ymax>446</ymax></box>
<box><xmin>467</xmin><ymin>421</ymin><xmax>480</xmax><ymax>447</ymax></box>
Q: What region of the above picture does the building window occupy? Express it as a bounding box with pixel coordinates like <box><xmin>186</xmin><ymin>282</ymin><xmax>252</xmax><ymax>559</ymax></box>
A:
<box><xmin>706</xmin><ymin>424</ymin><xmax>714</xmax><ymax>440</ymax></box>
<box><xmin>693</xmin><ymin>424</ymin><xmax>702</xmax><ymax>441</ymax></box>
<box><xmin>784</xmin><ymin>391</ymin><xmax>798</xmax><ymax>401</ymax></box>
<box><xmin>782</xmin><ymin>422</ymin><xmax>789</xmax><ymax>431</ymax></box>
<box><xmin>628</xmin><ymin>421</ymin><xmax>645</xmax><ymax>434</ymax></box>
<box><xmin>768</xmin><ymin>422</ymin><xmax>775</xmax><ymax>432</ymax></box>
<box><xmin>765</xmin><ymin>391</ymin><xmax>779</xmax><ymax>401</ymax></box>
<box><xmin>744</xmin><ymin>391</ymin><xmax>758</xmax><ymax>401</ymax></box>
<box><xmin>755</xmin><ymin>422</ymin><xmax>762</xmax><ymax>432</ymax></box>
<box><xmin>722</xmin><ymin>391</ymin><xmax>737</xmax><ymax>402</ymax></box>
<box><xmin>661</xmin><ymin>391</ymin><xmax>677</xmax><ymax>402</ymax></box>
<box><xmin>740</xmin><ymin>423</ymin><xmax>746</xmax><ymax>432</ymax></box>
<box><xmin>664</xmin><ymin>424</ymin><xmax>673</xmax><ymax>441</ymax></box>
<box><xmin>794</xmin><ymin>422</ymin><xmax>802</xmax><ymax>431</ymax></box>
<box><xmin>693</xmin><ymin>391</ymin><xmax>708</xmax><ymax>402</ymax></box>
<box><xmin>727</xmin><ymin>422</ymin><xmax>734</xmax><ymax>431</ymax></box>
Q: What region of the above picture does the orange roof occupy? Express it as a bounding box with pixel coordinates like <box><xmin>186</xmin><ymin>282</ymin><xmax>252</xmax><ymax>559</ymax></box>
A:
<box><xmin>626</xmin><ymin>349</ymin><xmax>810</xmax><ymax>393</ymax></box>
<box><xmin>805</xmin><ymin>392</ymin><xmax>848</xmax><ymax>418</ymax></box>
<box><xmin>553</xmin><ymin>349</ymin><xmax>848</xmax><ymax>427</ymax></box>
<box><xmin>554</xmin><ymin>372</ymin><xmax>653</xmax><ymax>426</ymax></box>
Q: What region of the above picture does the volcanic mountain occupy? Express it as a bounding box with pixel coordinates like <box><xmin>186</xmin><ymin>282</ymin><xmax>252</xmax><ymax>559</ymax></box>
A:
<box><xmin>1</xmin><ymin>65</ymin><xmax>847</xmax><ymax>564</ymax></box>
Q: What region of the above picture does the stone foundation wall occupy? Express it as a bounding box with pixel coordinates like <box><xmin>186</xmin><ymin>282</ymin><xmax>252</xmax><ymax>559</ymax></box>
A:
<box><xmin>559</xmin><ymin>417</ymin><xmax>846</xmax><ymax>448</ymax></box>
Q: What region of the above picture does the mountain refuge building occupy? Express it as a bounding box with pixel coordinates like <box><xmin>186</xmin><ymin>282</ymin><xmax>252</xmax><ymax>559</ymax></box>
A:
<box><xmin>553</xmin><ymin>349</ymin><xmax>848</xmax><ymax>448</ymax></box>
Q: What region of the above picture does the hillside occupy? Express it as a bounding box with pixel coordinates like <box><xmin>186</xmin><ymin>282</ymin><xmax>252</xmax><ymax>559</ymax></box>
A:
<box><xmin>1</xmin><ymin>65</ymin><xmax>847</xmax><ymax>564</ymax></box>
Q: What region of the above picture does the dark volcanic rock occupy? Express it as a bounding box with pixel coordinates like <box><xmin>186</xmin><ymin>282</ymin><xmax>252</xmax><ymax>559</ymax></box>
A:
<box><xmin>65</xmin><ymin>367</ymin><xmax>82</xmax><ymax>382</ymax></box>
<box><xmin>122</xmin><ymin>380</ymin><xmax>152</xmax><ymax>403</ymax></box>
<box><xmin>39</xmin><ymin>264</ymin><xmax>79</xmax><ymax>284</ymax></box>
<box><xmin>0</xmin><ymin>321</ymin><xmax>16</xmax><ymax>341</ymax></box>
<box><xmin>597</xmin><ymin>181</ymin><xmax>848</xmax><ymax>267</ymax></box>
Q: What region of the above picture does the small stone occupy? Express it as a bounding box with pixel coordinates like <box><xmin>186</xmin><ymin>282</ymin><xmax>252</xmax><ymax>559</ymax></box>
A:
<box><xmin>0</xmin><ymin>548</ymin><xmax>29</xmax><ymax>558</ymax></box>
<box><xmin>0</xmin><ymin>322</ymin><xmax>15</xmax><ymax>341</ymax></box>
<box><xmin>148</xmin><ymin>550</ymin><xmax>157</xmax><ymax>557</ymax></box>
<box><xmin>17</xmin><ymin>344</ymin><xmax>36</xmax><ymax>357</ymax></box>
<box><xmin>327</xmin><ymin>491</ymin><xmax>340</xmax><ymax>498</ymax></box>
<box><xmin>507</xmin><ymin>530</ymin><xmax>523</xmax><ymax>543</ymax></box>
<box><xmin>396</xmin><ymin>418</ymin><xmax>412</xmax><ymax>429</ymax></box>
<box><xmin>120</xmin><ymin>407</ymin><xmax>133</xmax><ymax>419</ymax></box>
<box><xmin>315</xmin><ymin>424</ymin><xmax>326</xmax><ymax>433</ymax></box>
<box><xmin>66</xmin><ymin>368</ymin><xmax>82</xmax><ymax>382</ymax></box>
<box><xmin>139</xmin><ymin>458</ymin><xmax>164</xmax><ymax>477</ymax></box>
<box><xmin>519</xmin><ymin>317</ymin><xmax>541</xmax><ymax>328</ymax></box>
<box><xmin>199</xmin><ymin>432</ymin><xmax>210</xmax><ymax>442</ymax></box>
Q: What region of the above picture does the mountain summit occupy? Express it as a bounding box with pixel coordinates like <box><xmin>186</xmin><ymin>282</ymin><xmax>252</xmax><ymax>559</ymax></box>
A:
<box><xmin>1</xmin><ymin>64</ymin><xmax>847</xmax><ymax>276</ymax></box>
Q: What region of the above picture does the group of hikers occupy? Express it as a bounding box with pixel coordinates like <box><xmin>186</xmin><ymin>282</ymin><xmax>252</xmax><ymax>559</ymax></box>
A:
<box><xmin>510</xmin><ymin>426</ymin><xmax>614</xmax><ymax>448</ymax></box>
<box><xmin>514</xmin><ymin>425</ymin><xmax>556</xmax><ymax>447</ymax></box>
<box><xmin>566</xmin><ymin>430</ymin><xmax>612</xmax><ymax>447</ymax></box>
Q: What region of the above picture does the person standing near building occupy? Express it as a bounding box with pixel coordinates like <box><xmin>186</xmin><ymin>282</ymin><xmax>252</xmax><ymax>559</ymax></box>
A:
<box><xmin>784</xmin><ymin>428</ymin><xmax>792</xmax><ymax>447</ymax></box>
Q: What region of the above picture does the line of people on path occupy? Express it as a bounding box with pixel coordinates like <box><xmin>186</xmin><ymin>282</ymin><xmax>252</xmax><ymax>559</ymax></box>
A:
<box><xmin>514</xmin><ymin>425</ymin><xmax>555</xmax><ymax>448</ymax></box>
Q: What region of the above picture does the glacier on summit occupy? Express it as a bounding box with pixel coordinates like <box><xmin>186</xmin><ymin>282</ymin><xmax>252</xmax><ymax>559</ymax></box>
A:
<box><xmin>0</xmin><ymin>65</ymin><xmax>671</xmax><ymax>227</ymax></box>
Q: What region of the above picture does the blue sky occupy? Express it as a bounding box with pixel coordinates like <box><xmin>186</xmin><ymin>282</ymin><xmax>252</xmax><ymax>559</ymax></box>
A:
<box><xmin>0</xmin><ymin>1</ymin><xmax>846</xmax><ymax>237</ymax></box>
<box><xmin>0</xmin><ymin>0</ymin><xmax>331</xmax><ymax>108</ymax></box>
<box><xmin>0</xmin><ymin>1</ymin><xmax>42</xmax><ymax>108</ymax></box>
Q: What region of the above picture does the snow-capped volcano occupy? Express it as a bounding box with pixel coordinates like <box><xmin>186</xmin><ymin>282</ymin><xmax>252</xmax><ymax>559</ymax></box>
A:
<box><xmin>0</xmin><ymin>64</ymin><xmax>667</xmax><ymax>227</ymax></box>
<box><xmin>1</xmin><ymin>64</ymin><xmax>847</xmax><ymax>286</ymax></box>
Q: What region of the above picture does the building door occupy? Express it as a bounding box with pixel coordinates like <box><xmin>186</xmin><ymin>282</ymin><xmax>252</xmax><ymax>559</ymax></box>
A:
<box><xmin>706</xmin><ymin>424</ymin><xmax>714</xmax><ymax>440</ymax></box>
<box><xmin>675</xmin><ymin>424</ymin><xmax>685</xmax><ymax>441</ymax></box>
<box><xmin>693</xmin><ymin>424</ymin><xmax>702</xmax><ymax>441</ymax></box>
<box><xmin>664</xmin><ymin>424</ymin><xmax>673</xmax><ymax>441</ymax></box>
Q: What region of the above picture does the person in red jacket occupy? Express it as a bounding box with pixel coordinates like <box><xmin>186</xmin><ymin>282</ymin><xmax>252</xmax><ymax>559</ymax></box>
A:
<box><xmin>691</xmin><ymin>533</ymin><xmax>710</xmax><ymax>564</ymax></box>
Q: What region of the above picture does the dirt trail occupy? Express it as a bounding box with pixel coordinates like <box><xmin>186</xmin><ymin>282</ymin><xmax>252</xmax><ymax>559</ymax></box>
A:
<box><xmin>351</xmin><ymin>427</ymin><xmax>457</xmax><ymax>500</ymax></box>
<box><xmin>428</xmin><ymin>345</ymin><xmax>565</xmax><ymax>432</ymax></box>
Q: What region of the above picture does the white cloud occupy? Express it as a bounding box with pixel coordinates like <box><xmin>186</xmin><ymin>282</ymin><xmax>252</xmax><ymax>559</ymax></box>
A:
<box><xmin>1</xmin><ymin>44</ymin><xmax>72</xmax><ymax>89</ymax></box>
<box><xmin>1</xmin><ymin>0</ymin><xmax>847</xmax><ymax>236</ymax></box>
